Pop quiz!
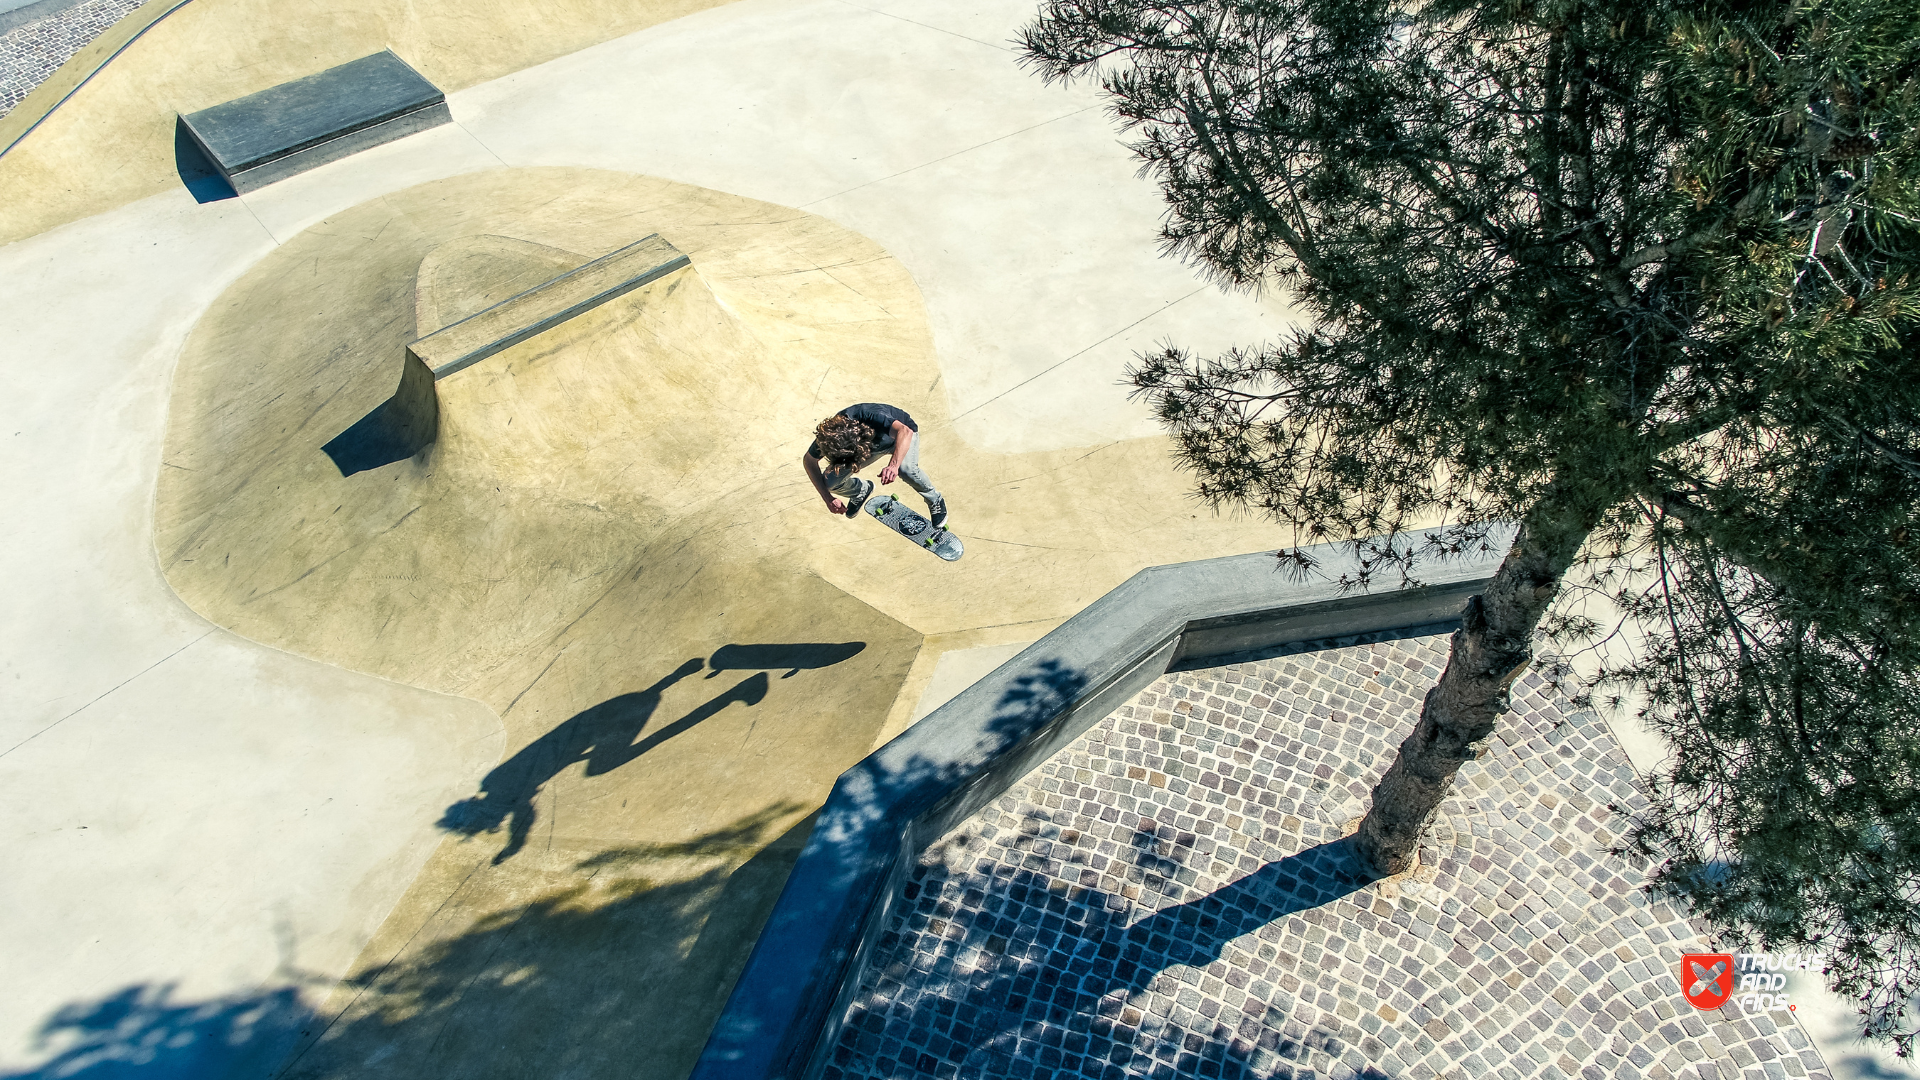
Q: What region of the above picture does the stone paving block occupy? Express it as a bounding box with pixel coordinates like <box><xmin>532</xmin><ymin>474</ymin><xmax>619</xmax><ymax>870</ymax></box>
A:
<box><xmin>0</xmin><ymin>0</ymin><xmax>143</xmax><ymax>117</ymax></box>
<box><xmin>827</xmin><ymin>634</ymin><xmax>1829</xmax><ymax>1080</ymax></box>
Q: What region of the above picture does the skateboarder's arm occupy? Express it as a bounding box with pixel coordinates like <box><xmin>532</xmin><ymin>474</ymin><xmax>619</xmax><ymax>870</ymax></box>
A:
<box><xmin>880</xmin><ymin>422</ymin><xmax>913</xmax><ymax>484</ymax></box>
<box><xmin>802</xmin><ymin>452</ymin><xmax>843</xmax><ymax>512</ymax></box>
<box><xmin>801</xmin><ymin>453</ymin><xmax>829</xmax><ymax>500</ymax></box>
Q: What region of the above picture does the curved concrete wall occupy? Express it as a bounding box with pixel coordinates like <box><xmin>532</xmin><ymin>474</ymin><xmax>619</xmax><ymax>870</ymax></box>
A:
<box><xmin>691</xmin><ymin>538</ymin><xmax>1505</xmax><ymax>1080</ymax></box>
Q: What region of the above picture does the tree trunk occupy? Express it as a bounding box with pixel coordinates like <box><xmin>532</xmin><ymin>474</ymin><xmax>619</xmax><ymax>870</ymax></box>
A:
<box><xmin>1352</xmin><ymin>499</ymin><xmax>1595</xmax><ymax>876</ymax></box>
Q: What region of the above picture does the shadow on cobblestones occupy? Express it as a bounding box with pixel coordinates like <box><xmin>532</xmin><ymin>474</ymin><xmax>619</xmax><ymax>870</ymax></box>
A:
<box><xmin>1122</xmin><ymin>838</ymin><xmax>1373</xmax><ymax>979</ymax></box>
<box><xmin>829</xmin><ymin>833</ymin><xmax>1383</xmax><ymax>1080</ymax></box>
<box><xmin>822</xmin><ymin>649</ymin><xmax>1402</xmax><ymax>1080</ymax></box>
<box><xmin>826</xmin><ymin>635</ymin><xmax>1836</xmax><ymax>1080</ymax></box>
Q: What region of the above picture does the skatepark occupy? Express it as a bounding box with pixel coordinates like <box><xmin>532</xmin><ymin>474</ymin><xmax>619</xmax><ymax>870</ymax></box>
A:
<box><xmin>0</xmin><ymin>1</ymin><xmax>1907</xmax><ymax>1078</ymax></box>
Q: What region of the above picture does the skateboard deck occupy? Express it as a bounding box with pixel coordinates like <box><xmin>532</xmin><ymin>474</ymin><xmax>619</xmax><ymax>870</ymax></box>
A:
<box><xmin>863</xmin><ymin>494</ymin><xmax>963</xmax><ymax>561</ymax></box>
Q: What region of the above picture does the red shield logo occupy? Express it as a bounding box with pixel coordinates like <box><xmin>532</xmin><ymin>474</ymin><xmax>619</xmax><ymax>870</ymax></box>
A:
<box><xmin>1680</xmin><ymin>953</ymin><xmax>1734</xmax><ymax>1009</ymax></box>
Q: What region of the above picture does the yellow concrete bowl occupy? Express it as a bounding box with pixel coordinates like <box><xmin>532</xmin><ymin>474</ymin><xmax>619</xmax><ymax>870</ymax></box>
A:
<box><xmin>154</xmin><ymin>165</ymin><xmax>934</xmax><ymax>1077</ymax></box>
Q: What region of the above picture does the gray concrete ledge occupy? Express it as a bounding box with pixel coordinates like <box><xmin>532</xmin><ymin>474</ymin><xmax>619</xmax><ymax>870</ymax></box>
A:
<box><xmin>410</xmin><ymin>233</ymin><xmax>691</xmax><ymax>379</ymax></box>
<box><xmin>689</xmin><ymin>535</ymin><xmax>1507</xmax><ymax>1080</ymax></box>
<box><xmin>178</xmin><ymin>49</ymin><xmax>445</xmax><ymax>192</ymax></box>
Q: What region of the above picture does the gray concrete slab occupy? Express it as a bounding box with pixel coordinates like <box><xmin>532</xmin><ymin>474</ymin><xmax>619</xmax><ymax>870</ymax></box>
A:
<box><xmin>179</xmin><ymin>50</ymin><xmax>447</xmax><ymax>191</ymax></box>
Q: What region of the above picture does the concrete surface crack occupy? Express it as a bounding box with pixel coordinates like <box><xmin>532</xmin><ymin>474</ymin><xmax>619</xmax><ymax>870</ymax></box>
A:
<box><xmin>272</xmin><ymin>855</ymin><xmax>495</xmax><ymax>1078</ymax></box>
<box><xmin>503</xmin><ymin>647</ymin><xmax>569</xmax><ymax>718</ymax></box>
<box><xmin>1070</xmin><ymin>441</ymin><xmax>1122</xmax><ymax>463</ymax></box>
<box><xmin>831</xmin><ymin>0</ymin><xmax>1018</xmax><ymax>53</ymax></box>
<box><xmin>543</xmin><ymin>565</ymin><xmax>636</xmax><ymax>647</ymax></box>
<box><xmin>1</xmin><ymin>629</ymin><xmax>214</xmax><ymax>759</ymax></box>
<box><xmin>799</xmin><ymin>104</ymin><xmax>1098</xmax><ymax>208</ymax></box>
<box><xmin>963</xmin><ymin>535</ymin><xmax>1063</xmax><ymax>552</ymax></box>
<box><xmin>953</xmin><ymin>286</ymin><xmax>1208</xmax><ymax>423</ymax></box>
<box><xmin>425</xmin><ymin>902</ymin><xmax>536</xmax><ymax>1056</ymax></box>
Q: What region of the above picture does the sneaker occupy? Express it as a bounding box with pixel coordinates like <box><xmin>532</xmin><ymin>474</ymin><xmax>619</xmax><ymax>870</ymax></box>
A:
<box><xmin>925</xmin><ymin>495</ymin><xmax>948</xmax><ymax>529</ymax></box>
<box><xmin>844</xmin><ymin>478</ymin><xmax>875</xmax><ymax>518</ymax></box>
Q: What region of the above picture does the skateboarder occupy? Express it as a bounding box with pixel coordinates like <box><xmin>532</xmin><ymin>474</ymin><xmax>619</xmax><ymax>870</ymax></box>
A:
<box><xmin>802</xmin><ymin>403</ymin><xmax>948</xmax><ymax>527</ymax></box>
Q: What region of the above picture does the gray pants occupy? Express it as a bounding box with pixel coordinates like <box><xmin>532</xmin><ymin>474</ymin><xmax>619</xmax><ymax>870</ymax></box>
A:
<box><xmin>825</xmin><ymin>431</ymin><xmax>942</xmax><ymax>505</ymax></box>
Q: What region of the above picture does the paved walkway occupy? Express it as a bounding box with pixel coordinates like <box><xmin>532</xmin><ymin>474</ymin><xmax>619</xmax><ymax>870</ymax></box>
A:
<box><xmin>832</xmin><ymin>633</ymin><xmax>1829</xmax><ymax>1080</ymax></box>
<box><xmin>0</xmin><ymin>0</ymin><xmax>140</xmax><ymax>115</ymax></box>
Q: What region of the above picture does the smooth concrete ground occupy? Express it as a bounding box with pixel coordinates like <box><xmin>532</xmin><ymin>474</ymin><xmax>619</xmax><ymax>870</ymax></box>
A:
<box><xmin>147</xmin><ymin>160</ymin><xmax>1307</xmax><ymax>1078</ymax></box>
<box><xmin>0</xmin><ymin>195</ymin><xmax>507</xmax><ymax>1078</ymax></box>
<box><xmin>1</xmin><ymin>1</ymin><xmax>1297</xmax><ymax>1076</ymax></box>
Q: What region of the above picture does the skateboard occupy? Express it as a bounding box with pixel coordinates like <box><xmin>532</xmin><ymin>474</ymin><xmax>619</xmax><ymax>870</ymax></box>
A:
<box><xmin>863</xmin><ymin>494</ymin><xmax>963</xmax><ymax>561</ymax></box>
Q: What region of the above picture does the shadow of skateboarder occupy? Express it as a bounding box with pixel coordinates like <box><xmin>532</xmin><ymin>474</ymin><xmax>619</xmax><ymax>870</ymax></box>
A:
<box><xmin>441</xmin><ymin>659</ymin><xmax>771</xmax><ymax>863</ymax></box>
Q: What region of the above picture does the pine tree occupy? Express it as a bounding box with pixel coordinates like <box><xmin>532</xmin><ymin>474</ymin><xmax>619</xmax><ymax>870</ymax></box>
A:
<box><xmin>1022</xmin><ymin>0</ymin><xmax>1920</xmax><ymax>1044</ymax></box>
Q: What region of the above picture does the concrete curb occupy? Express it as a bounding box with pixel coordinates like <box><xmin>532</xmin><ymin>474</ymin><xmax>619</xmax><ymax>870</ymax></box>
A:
<box><xmin>690</xmin><ymin>534</ymin><xmax>1506</xmax><ymax>1080</ymax></box>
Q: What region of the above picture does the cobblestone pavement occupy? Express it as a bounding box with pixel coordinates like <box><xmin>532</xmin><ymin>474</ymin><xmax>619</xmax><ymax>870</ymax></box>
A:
<box><xmin>1</xmin><ymin>0</ymin><xmax>150</xmax><ymax>119</ymax></box>
<box><xmin>830</xmin><ymin>632</ymin><xmax>1829</xmax><ymax>1080</ymax></box>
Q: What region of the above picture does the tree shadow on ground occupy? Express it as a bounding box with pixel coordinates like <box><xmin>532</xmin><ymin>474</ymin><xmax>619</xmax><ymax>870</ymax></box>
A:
<box><xmin>785</xmin><ymin>655</ymin><xmax>1394</xmax><ymax>1079</ymax></box>
<box><xmin>0</xmin><ymin>983</ymin><xmax>308</xmax><ymax>1080</ymax></box>
<box><xmin>1119</xmin><ymin>838</ymin><xmax>1370</xmax><ymax>979</ymax></box>
<box><xmin>1</xmin><ymin>806</ymin><xmax>813</xmax><ymax>1080</ymax></box>
<box><xmin>829</xmin><ymin>821</ymin><xmax>1386</xmax><ymax>1080</ymax></box>
<box><xmin>5</xmin><ymin>636</ymin><xmax>871</xmax><ymax>1079</ymax></box>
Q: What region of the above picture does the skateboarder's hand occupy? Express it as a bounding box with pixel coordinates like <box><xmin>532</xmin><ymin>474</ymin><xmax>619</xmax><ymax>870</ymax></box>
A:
<box><xmin>879</xmin><ymin>464</ymin><xmax>900</xmax><ymax>485</ymax></box>
<box><xmin>827</xmin><ymin>498</ymin><xmax>847</xmax><ymax>515</ymax></box>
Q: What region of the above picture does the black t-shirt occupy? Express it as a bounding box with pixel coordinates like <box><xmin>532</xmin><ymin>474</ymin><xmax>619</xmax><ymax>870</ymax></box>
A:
<box><xmin>808</xmin><ymin>403</ymin><xmax>918</xmax><ymax>460</ymax></box>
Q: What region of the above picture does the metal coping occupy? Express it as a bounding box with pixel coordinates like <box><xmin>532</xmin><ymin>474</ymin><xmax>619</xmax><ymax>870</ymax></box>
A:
<box><xmin>410</xmin><ymin>234</ymin><xmax>691</xmax><ymax>380</ymax></box>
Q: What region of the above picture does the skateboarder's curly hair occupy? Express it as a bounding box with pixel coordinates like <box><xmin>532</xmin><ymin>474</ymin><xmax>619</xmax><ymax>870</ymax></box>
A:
<box><xmin>814</xmin><ymin>415</ymin><xmax>874</xmax><ymax>467</ymax></box>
